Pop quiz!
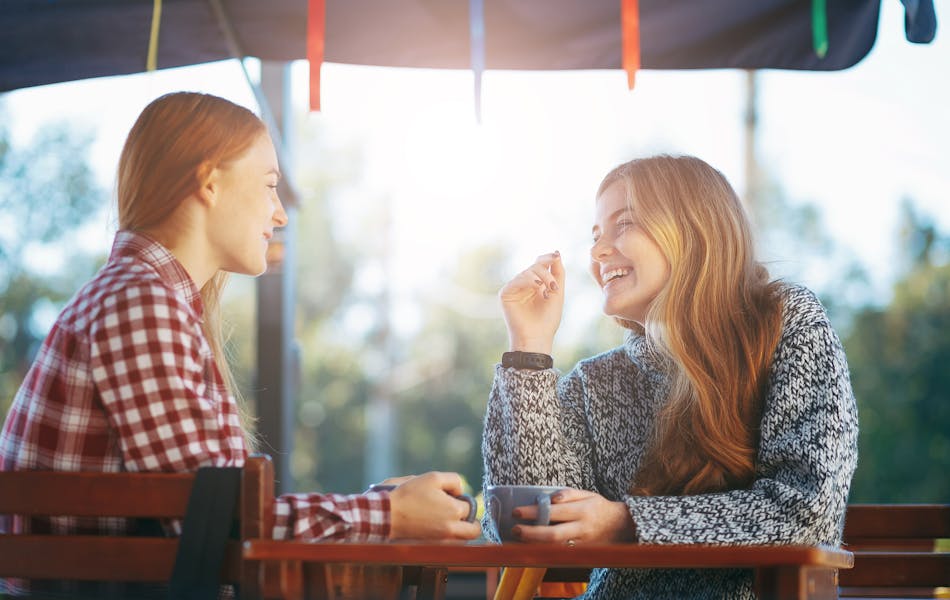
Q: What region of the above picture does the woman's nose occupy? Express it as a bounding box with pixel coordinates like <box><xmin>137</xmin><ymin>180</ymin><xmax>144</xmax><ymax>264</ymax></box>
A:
<box><xmin>272</xmin><ymin>195</ymin><xmax>289</xmax><ymax>227</ymax></box>
<box><xmin>590</xmin><ymin>237</ymin><xmax>612</xmax><ymax>261</ymax></box>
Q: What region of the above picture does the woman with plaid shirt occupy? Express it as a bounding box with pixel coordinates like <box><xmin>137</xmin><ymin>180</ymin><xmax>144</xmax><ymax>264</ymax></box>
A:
<box><xmin>1</xmin><ymin>92</ymin><xmax>479</xmax><ymax>597</ymax></box>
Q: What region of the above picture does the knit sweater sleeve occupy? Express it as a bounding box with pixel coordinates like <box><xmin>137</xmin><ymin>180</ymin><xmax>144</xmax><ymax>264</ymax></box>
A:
<box><xmin>626</xmin><ymin>320</ymin><xmax>859</xmax><ymax>545</ymax></box>
<box><xmin>482</xmin><ymin>365</ymin><xmax>596</xmax><ymax>491</ymax></box>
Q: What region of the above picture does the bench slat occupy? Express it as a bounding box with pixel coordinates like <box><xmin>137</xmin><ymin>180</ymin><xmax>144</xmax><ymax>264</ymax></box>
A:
<box><xmin>0</xmin><ymin>536</ymin><xmax>244</xmax><ymax>581</ymax></box>
<box><xmin>838</xmin><ymin>552</ymin><xmax>950</xmax><ymax>588</ymax></box>
<box><xmin>844</xmin><ymin>505</ymin><xmax>950</xmax><ymax>540</ymax></box>
<box><xmin>0</xmin><ymin>536</ymin><xmax>177</xmax><ymax>580</ymax></box>
<box><xmin>0</xmin><ymin>471</ymin><xmax>193</xmax><ymax>517</ymax></box>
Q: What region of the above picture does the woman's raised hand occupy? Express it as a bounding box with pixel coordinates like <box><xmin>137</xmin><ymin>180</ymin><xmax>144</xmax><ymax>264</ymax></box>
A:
<box><xmin>498</xmin><ymin>251</ymin><xmax>565</xmax><ymax>354</ymax></box>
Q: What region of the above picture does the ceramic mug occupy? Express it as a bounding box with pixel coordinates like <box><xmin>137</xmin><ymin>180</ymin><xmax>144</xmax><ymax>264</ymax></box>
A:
<box><xmin>485</xmin><ymin>484</ymin><xmax>564</xmax><ymax>542</ymax></box>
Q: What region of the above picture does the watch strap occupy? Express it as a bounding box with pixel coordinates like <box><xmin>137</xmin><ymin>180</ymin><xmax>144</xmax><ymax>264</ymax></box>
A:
<box><xmin>501</xmin><ymin>351</ymin><xmax>553</xmax><ymax>370</ymax></box>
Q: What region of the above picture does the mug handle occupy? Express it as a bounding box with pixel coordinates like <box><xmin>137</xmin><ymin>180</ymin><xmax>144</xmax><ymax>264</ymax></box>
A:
<box><xmin>459</xmin><ymin>493</ymin><xmax>478</xmax><ymax>523</ymax></box>
<box><xmin>535</xmin><ymin>493</ymin><xmax>552</xmax><ymax>526</ymax></box>
<box><xmin>366</xmin><ymin>484</ymin><xmax>477</xmax><ymax>523</ymax></box>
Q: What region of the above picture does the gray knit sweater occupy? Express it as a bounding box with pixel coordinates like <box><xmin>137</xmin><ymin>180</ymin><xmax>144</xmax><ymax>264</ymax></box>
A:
<box><xmin>482</xmin><ymin>285</ymin><xmax>859</xmax><ymax>599</ymax></box>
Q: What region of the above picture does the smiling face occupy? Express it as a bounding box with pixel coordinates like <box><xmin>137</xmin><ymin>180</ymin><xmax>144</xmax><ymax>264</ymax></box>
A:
<box><xmin>207</xmin><ymin>132</ymin><xmax>288</xmax><ymax>276</ymax></box>
<box><xmin>589</xmin><ymin>180</ymin><xmax>670</xmax><ymax>325</ymax></box>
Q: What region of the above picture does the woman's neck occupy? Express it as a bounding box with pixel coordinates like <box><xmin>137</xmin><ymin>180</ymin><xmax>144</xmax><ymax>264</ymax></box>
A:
<box><xmin>139</xmin><ymin>221</ymin><xmax>216</xmax><ymax>290</ymax></box>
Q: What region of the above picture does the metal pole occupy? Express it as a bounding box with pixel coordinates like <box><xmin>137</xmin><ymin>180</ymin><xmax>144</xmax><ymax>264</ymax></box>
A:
<box><xmin>206</xmin><ymin>0</ymin><xmax>301</xmax><ymax>493</ymax></box>
<box><xmin>255</xmin><ymin>61</ymin><xmax>299</xmax><ymax>494</ymax></box>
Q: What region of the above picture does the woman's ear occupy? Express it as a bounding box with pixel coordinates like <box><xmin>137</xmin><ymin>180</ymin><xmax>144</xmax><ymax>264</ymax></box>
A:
<box><xmin>195</xmin><ymin>161</ymin><xmax>219</xmax><ymax>207</ymax></box>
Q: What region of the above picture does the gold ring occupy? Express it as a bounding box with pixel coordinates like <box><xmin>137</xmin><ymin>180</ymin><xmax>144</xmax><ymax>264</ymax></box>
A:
<box><xmin>566</xmin><ymin>539</ymin><xmax>576</xmax><ymax>547</ymax></box>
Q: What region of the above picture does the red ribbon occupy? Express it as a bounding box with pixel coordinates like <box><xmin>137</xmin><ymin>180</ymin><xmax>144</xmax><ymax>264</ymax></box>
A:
<box><xmin>621</xmin><ymin>0</ymin><xmax>640</xmax><ymax>89</ymax></box>
<box><xmin>308</xmin><ymin>0</ymin><xmax>325</xmax><ymax>111</ymax></box>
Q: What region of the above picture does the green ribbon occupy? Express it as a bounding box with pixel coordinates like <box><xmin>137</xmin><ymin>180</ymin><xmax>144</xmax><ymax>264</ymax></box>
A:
<box><xmin>812</xmin><ymin>0</ymin><xmax>828</xmax><ymax>59</ymax></box>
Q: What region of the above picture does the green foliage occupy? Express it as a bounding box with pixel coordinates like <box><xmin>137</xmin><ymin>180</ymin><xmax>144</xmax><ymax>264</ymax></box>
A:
<box><xmin>844</xmin><ymin>204</ymin><xmax>950</xmax><ymax>502</ymax></box>
<box><xmin>392</xmin><ymin>246</ymin><xmax>510</xmax><ymax>489</ymax></box>
<box><xmin>0</xmin><ymin>104</ymin><xmax>105</xmax><ymax>415</ymax></box>
<box><xmin>294</xmin><ymin>336</ymin><xmax>374</xmax><ymax>493</ymax></box>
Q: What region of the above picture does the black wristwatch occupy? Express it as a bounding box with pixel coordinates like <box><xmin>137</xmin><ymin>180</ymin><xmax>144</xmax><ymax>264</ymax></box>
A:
<box><xmin>501</xmin><ymin>351</ymin><xmax>553</xmax><ymax>370</ymax></box>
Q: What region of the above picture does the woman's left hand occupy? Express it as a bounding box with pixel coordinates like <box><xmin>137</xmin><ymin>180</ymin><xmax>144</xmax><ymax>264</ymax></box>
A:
<box><xmin>511</xmin><ymin>488</ymin><xmax>637</xmax><ymax>544</ymax></box>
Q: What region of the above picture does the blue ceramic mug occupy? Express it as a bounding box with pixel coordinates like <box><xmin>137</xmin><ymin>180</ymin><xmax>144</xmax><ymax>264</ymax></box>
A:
<box><xmin>485</xmin><ymin>484</ymin><xmax>564</xmax><ymax>542</ymax></box>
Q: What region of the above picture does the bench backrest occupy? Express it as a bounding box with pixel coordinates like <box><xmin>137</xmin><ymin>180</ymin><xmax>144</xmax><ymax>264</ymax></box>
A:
<box><xmin>0</xmin><ymin>453</ymin><xmax>274</xmax><ymax>594</ymax></box>
<box><xmin>839</xmin><ymin>503</ymin><xmax>950</xmax><ymax>598</ymax></box>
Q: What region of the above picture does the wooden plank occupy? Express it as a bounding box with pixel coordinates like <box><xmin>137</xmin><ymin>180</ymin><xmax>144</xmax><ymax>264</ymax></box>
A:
<box><xmin>242</xmin><ymin>541</ymin><xmax>854</xmax><ymax>570</ymax></box>
<box><xmin>839</xmin><ymin>586</ymin><xmax>940</xmax><ymax>598</ymax></box>
<box><xmin>844</xmin><ymin>505</ymin><xmax>950</xmax><ymax>540</ymax></box>
<box><xmin>241</xmin><ymin>454</ymin><xmax>275</xmax><ymax>600</ymax></box>
<box><xmin>837</xmin><ymin>552</ymin><xmax>950</xmax><ymax>587</ymax></box>
<box><xmin>0</xmin><ymin>536</ymin><xmax>244</xmax><ymax>581</ymax></box>
<box><xmin>0</xmin><ymin>536</ymin><xmax>178</xmax><ymax>580</ymax></box>
<box><xmin>0</xmin><ymin>471</ymin><xmax>193</xmax><ymax>517</ymax></box>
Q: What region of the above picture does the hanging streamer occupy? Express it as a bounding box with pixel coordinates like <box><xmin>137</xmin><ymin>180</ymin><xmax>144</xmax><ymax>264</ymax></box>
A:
<box><xmin>308</xmin><ymin>0</ymin><xmax>326</xmax><ymax>111</ymax></box>
<box><xmin>146</xmin><ymin>0</ymin><xmax>162</xmax><ymax>71</ymax></box>
<box><xmin>812</xmin><ymin>0</ymin><xmax>828</xmax><ymax>58</ymax></box>
<box><xmin>621</xmin><ymin>0</ymin><xmax>640</xmax><ymax>90</ymax></box>
<box><xmin>470</xmin><ymin>0</ymin><xmax>485</xmax><ymax>123</ymax></box>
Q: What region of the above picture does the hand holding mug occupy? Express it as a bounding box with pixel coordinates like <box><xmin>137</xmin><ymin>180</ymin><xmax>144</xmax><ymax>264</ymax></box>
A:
<box><xmin>374</xmin><ymin>471</ymin><xmax>481</xmax><ymax>541</ymax></box>
<box><xmin>485</xmin><ymin>484</ymin><xmax>565</xmax><ymax>542</ymax></box>
<box><xmin>495</xmin><ymin>487</ymin><xmax>638</xmax><ymax>545</ymax></box>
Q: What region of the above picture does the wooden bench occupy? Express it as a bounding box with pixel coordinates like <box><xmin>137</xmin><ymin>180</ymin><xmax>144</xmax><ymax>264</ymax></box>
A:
<box><xmin>0</xmin><ymin>453</ymin><xmax>275</xmax><ymax>598</ymax></box>
<box><xmin>839</xmin><ymin>504</ymin><xmax>950</xmax><ymax>599</ymax></box>
<box><xmin>533</xmin><ymin>503</ymin><xmax>950</xmax><ymax>599</ymax></box>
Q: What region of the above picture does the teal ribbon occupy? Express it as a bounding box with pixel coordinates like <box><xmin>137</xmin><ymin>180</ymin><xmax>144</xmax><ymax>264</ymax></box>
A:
<box><xmin>812</xmin><ymin>0</ymin><xmax>828</xmax><ymax>59</ymax></box>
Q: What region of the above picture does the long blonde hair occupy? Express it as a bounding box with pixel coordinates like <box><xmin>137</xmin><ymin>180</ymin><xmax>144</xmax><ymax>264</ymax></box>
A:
<box><xmin>599</xmin><ymin>155</ymin><xmax>784</xmax><ymax>497</ymax></box>
<box><xmin>116</xmin><ymin>91</ymin><xmax>264</xmax><ymax>447</ymax></box>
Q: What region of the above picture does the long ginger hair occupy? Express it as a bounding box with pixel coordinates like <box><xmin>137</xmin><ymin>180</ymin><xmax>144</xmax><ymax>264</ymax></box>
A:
<box><xmin>116</xmin><ymin>91</ymin><xmax>265</xmax><ymax>447</ymax></box>
<box><xmin>599</xmin><ymin>155</ymin><xmax>784</xmax><ymax>497</ymax></box>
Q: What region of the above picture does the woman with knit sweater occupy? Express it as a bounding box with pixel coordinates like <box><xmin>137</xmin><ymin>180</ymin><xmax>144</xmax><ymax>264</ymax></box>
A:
<box><xmin>481</xmin><ymin>154</ymin><xmax>859</xmax><ymax>599</ymax></box>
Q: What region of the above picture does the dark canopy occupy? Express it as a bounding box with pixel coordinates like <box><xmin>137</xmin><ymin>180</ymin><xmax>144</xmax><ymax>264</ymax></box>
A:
<box><xmin>0</xmin><ymin>0</ymin><xmax>937</xmax><ymax>93</ymax></box>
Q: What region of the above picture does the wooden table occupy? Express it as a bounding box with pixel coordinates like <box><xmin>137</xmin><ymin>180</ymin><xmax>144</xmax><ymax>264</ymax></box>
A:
<box><xmin>242</xmin><ymin>540</ymin><xmax>853</xmax><ymax>600</ymax></box>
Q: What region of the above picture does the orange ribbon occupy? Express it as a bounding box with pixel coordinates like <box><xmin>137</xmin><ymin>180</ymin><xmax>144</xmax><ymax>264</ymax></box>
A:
<box><xmin>308</xmin><ymin>0</ymin><xmax>326</xmax><ymax>111</ymax></box>
<box><xmin>621</xmin><ymin>0</ymin><xmax>640</xmax><ymax>89</ymax></box>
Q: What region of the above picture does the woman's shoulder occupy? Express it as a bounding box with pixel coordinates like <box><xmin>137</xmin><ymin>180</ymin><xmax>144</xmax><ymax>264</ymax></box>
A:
<box><xmin>777</xmin><ymin>282</ymin><xmax>834</xmax><ymax>335</ymax></box>
<box><xmin>573</xmin><ymin>332</ymin><xmax>663</xmax><ymax>380</ymax></box>
<box><xmin>102</xmin><ymin>258</ymin><xmax>178</xmax><ymax>300</ymax></box>
<box><xmin>575</xmin><ymin>344</ymin><xmax>629</xmax><ymax>371</ymax></box>
<box><xmin>69</xmin><ymin>258</ymin><xmax>192</xmax><ymax>331</ymax></box>
<box><xmin>771</xmin><ymin>282</ymin><xmax>849</xmax><ymax>369</ymax></box>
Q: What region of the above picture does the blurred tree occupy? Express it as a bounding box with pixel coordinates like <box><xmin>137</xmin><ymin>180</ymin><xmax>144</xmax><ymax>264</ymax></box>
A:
<box><xmin>748</xmin><ymin>164</ymin><xmax>872</xmax><ymax>327</ymax></box>
<box><xmin>0</xmin><ymin>103</ymin><xmax>105</xmax><ymax>414</ymax></box>
<box><xmin>845</xmin><ymin>201</ymin><xmax>950</xmax><ymax>502</ymax></box>
<box><xmin>221</xmin><ymin>116</ymin><xmax>373</xmax><ymax>493</ymax></box>
<box><xmin>391</xmin><ymin>245</ymin><xmax>510</xmax><ymax>491</ymax></box>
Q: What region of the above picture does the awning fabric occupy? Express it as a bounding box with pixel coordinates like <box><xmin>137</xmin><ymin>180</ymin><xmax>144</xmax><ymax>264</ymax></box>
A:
<box><xmin>1</xmin><ymin>0</ymin><xmax>935</xmax><ymax>94</ymax></box>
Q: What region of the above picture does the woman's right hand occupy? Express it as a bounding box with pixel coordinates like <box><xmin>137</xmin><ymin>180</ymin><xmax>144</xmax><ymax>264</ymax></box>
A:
<box><xmin>388</xmin><ymin>472</ymin><xmax>482</xmax><ymax>541</ymax></box>
<box><xmin>498</xmin><ymin>251</ymin><xmax>565</xmax><ymax>354</ymax></box>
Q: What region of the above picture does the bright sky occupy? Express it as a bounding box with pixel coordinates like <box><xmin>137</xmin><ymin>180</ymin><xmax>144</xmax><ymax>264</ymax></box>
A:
<box><xmin>3</xmin><ymin>0</ymin><xmax>947</xmax><ymax>342</ymax></box>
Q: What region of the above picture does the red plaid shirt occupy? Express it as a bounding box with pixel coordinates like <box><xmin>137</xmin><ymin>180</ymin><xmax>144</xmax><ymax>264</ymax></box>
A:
<box><xmin>1</xmin><ymin>231</ymin><xmax>390</xmax><ymax>551</ymax></box>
